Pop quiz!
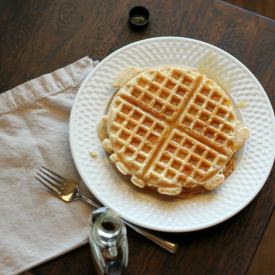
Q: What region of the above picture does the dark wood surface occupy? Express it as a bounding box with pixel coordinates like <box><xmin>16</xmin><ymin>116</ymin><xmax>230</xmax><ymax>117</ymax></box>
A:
<box><xmin>224</xmin><ymin>0</ymin><xmax>275</xmax><ymax>19</ymax></box>
<box><xmin>0</xmin><ymin>0</ymin><xmax>274</xmax><ymax>274</ymax></box>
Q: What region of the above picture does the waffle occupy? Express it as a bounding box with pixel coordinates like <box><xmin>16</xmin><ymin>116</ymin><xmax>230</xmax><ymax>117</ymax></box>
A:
<box><xmin>99</xmin><ymin>66</ymin><xmax>249</xmax><ymax>196</ymax></box>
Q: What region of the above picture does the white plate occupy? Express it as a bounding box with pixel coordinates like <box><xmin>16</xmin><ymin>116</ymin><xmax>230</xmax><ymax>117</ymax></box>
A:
<box><xmin>70</xmin><ymin>37</ymin><xmax>275</xmax><ymax>232</ymax></box>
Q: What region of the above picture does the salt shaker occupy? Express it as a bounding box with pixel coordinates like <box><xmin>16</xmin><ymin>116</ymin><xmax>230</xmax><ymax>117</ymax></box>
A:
<box><xmin>89</xmin><ymin>207</ymin><xmax>128</xmax><ymax>275</ymax></box>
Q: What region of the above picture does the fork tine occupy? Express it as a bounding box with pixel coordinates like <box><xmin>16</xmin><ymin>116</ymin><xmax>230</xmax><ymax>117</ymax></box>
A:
<box><xmin>39</xmin><ymin>168</ymin><xmax>62</xmax><ymax>185</ymax></box>
<box><xmin>35</xmin><ymin>176</ymin><xmax>61</xmax><ymax>195</ymax></box>
<box><xmin>41</xmin><ymin>165</ymin><xmax>66</xmax><ymax>181</ymax></box>
<box><xmin>36</xmin><ymin>171</ymin><xmax>62</xmax><ymax>190</ymax></box>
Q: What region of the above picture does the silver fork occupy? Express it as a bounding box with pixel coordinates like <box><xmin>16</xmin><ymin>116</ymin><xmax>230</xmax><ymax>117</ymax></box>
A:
<box><xmin>35</xmin><ymin>165</ymin><xmax>178</xmax><ymax>254</ymax></box>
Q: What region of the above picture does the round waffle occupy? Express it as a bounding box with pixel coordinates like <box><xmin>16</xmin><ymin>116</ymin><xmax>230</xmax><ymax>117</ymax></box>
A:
<box><xmin>99</xmin><ymin>66</ymin><xmax>249</xmax><ymax>196</ymax></box>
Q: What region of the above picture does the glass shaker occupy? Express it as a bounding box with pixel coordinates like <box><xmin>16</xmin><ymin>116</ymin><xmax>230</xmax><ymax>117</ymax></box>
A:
<box><xmin>89</xmin><ymin>207</ymin><xmax>128</xmax><ymax>275</ymax></box>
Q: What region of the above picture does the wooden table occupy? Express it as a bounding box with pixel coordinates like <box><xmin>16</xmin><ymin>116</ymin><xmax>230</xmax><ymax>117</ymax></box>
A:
<box><xmin>1</xmin><ymin>0</ymin><xmax>274</xmax><ymax>274</ymax></box>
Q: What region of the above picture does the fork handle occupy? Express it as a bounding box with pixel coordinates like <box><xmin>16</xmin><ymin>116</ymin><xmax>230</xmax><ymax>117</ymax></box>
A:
<box><xmin>121</xmin><ymin>219</ymin><xmax>178</xmax><ymax>254</ymax></box>
<box><xmin>78</xmin><ymin>194</ymin><xmax>102</xmax><ymax>208</ymax></box>
<box><xmin>78</xmin><ymin>194</ymin><xmax>178</xmax><ymax>254</ymax></box>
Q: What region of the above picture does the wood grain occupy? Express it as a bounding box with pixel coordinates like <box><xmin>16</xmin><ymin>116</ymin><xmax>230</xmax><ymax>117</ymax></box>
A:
<box><xmin>248</xmin><ymin>200</ymin><xmax>275</xmax><ymax>275</ymax></box>
<box><xmin>223</xmin><ymin>0</ymin><xmax>275</xmax><ymax>19</ymax></box>
<box><xmin>0</xmin><ymin>0</ymin><xmax>274</xmax><ymax>274</ymax></box>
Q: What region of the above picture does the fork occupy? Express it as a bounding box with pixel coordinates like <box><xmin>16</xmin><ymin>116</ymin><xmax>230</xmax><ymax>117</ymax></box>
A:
<box><xmin>35</xmin><ymin>165</ymin><xmax>178</xmax><ymax>254</ymax></box>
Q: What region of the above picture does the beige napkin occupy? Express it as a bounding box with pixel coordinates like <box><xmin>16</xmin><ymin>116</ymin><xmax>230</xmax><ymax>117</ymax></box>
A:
<box><xmin>0</xmin><ymin>57</ymin><xmax>97</xmax><ymax>275</ymax></box>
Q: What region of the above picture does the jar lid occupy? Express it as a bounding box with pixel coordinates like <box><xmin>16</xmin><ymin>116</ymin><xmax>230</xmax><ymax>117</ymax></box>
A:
<box><xmin>129</xmin><ymin>6</ymin><xmax>150</xmax><ymax>29</ymax></box>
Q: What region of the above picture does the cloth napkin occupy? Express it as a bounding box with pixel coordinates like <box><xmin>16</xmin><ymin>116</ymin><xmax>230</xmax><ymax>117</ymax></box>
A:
<box><xmin>0</xmin><ymin>57</ymin><xmax>97</xmax><ymax>275</ymax></box>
